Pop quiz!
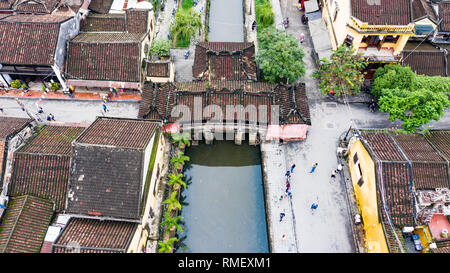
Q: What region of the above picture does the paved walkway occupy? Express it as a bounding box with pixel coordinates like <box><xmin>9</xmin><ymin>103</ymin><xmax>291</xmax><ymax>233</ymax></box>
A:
<box><xmin>0</xmin><ymin>88</ymin><xmax>140</xmax><ymax>101</ymax></box>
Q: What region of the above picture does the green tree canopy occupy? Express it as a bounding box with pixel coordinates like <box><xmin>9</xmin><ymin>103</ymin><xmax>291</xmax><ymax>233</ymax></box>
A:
<box><xmin>312</xmin><ymin>45</ymin><xmax>368</xmax><ymax>96</ymax></box>
<box><xmin>170</xmin><ymin>8</ymin><xmax>202</xmax><ymax>47</ymax></box>
<box><xmin>150</xmin><ymin>39</ymin><xmax>171</xmax><ymax>57</ymax></box>
<box><xmin>378</xmin><ymin>88</ymin><xmax>449</xmax><ymax>132</ymax></box>
<box><xmin>372</xmin><ymin>64</ymin><xmax>450</xmax><ymax>132</ymax></box>
<box><xmin>256</xmin><ymin>27</ymin><xmax>305</xmax><ymax>84</ymax></box>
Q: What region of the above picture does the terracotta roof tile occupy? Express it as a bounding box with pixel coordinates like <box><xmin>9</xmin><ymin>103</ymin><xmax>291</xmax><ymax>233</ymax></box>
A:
<box><xmin>390</xmin><ymin>132</ymin><xmax>445</xmax><ymax>162</ymax></box>
<box><xmin>0</xmin><ymin>117</ymin><xmax>31</xmax><ymax>139</ymax></box>
<box><xmin>19</xmin><ymin>125</ymin><xmax>84</xmax><ymax>155</ymax></box>
<box><xmin>351</xmin><ymin>0</ymin><xmax>411</xmax><ymax>25</ymax></box>
<box><xmin>125</xmin><ymin>9</ymin><xmax>148</xmax><ymax>34</ymax></box>
<box><xmin>75</xmin><ymin>117</ymin><xmax>159</xmax><ymax>149</ymax></box>
<box><xmin>53</xmin><ymin>218</ymin><xmax>137</xmax><ymax>253</ymax></box>
<box><xmin>0</xmin><ymin>15</ymin><xmax>65</xmax><ymax>65</ymax></box>
<box><xmin>411</xmin><ymin>162</ymin><xmax>449</xmax><ymax>189</ymax></box>
<box><xmin>402</xmin><ymin>50</ymin><xmax>446</xmax><ymax>77</ymax></box>
<box><xmin>193</xmin><ymin>42</ymin><xmax>257</xmax><ymax>81</ymax></box>
<box><xmin>360</xmin><ymin>131</ymin><xmax>406</xmax><ymax>161</ymax></box>
<box><xmin>67</xmin><ymin>145</ymin><xmax>145</xmax><ymax>220</ymax></box>
<box><xmin>424</xmin><ymin>130</ymin><xmax>450</xmax><ymax>161</ymax></box>
<box><xmin>439</xmin><ymin>1</ymin><xmax>450</xmax><ymax>32</ymax></box>
<box><xmin>381</xmin><ymin>162</ymin><xmax>415</xmax><ymax>227</ymax></box>
<box><xmin>88</xmin><ymin>0</ymin><xmax>113</xmax><ymax>14</ymax></box>
<box><xmin>80</xmin><ymin>14</ymin><xmax>126</xmax><ymax>32</ymax></box>
<box><xmin>10</xmin><ymin>154</ymin><xmax>72</xmax><ymax>211</ymax></box>
<box><xmin>0</xmin><ymin>195</ymin><xmax>53</xmax><ymax>253</ymax></box>
<box><xmin>146</xmin><ymin>62</ymin><xmax>170</xmax><ymax>77</ymax></box>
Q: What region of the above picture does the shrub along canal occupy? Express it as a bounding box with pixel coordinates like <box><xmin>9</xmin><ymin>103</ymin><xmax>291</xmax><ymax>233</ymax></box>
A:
<box><xmin>176</xmin><ymin>141</ymin><xmax>269</xmax><ymax>252</ymax></box>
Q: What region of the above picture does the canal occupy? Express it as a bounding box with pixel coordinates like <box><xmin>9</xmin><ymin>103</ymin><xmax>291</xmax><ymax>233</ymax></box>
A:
<box><xmin>208</xmin><ymin>0</ymin><xmax>244</xmax><ymax>42</ymax></box>
<box><xmin>176</xmin><ymin>141</ymin><xmax>269</xmax><ymax>253</ymax></box>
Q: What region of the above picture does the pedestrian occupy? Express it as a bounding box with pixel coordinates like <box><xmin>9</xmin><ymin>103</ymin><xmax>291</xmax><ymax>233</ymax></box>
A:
<box><xmin>280</xmin><ymin>213</ymin><xmax>285</xmax><ymax>222</ymax></box>
<box><xmin>47</xmin><ymin>113</ymin><xmax>54</xmax><ymax>121</ymax></box>
<box><xmin>337</xmin><ymin>163</ymin><xmax>343</xmax><ymax>173</ymax></box>
<box><xmin>279</xmin><ymin>195</ymin><xmax>284</xmax><ymax>201</ymax></box>
<box><xmin>282</xmin><ymin>234</ymin><xmax>287</xmax><ymax>240</ymax></box>
<box><xmin>38</xmin><ymin>106</ymin><xmax>43</xmax><ymax>114</ymax></box>
<box><xmin>331</xmin><ymin>169</ymin><xmax>337</xmax><ymax>178</ymax></box>
<box><xmin>290</xmin><ymin>164</ymin><xmax>296</xmax><ymax>173</ymax></box>
<box><xmin>285</xmin><ymin>170</ymin><xmax>291</xmax><ymax>178</ymax></box>
<box><xmin>310</xmin><ymin>163</ymin><xmax>318</xmax><ymax>173</ymax></box>
<box><xmin>354</xmin><ymin>214</ymin><xmax>361</xmax><ymax>225</ymax></box>
<box><xmin>310</xmin><ymin>202</ymin><xmax>318</xmax><ymax>213</ymax></box>
<box><xmin>102</xmin><ymin>103</ymin><xmax>108</xmax><ymax>112</ymax></box>
<box><xmin>0</xmin><ymin>108</ymin><xmax>3</xmax><ymax>114</ymax></box>
<box><xmin>300</xmin><ymin>33</ymin><xmax>305</xmax><ymax>43</ymax></box>
<box><xmin>252</xmin><ymin>20</ymin><xmax>256</xmax><ymax>31</ymax></box>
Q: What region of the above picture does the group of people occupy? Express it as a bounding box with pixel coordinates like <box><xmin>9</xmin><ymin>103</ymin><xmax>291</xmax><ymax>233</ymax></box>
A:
<box><xmin>35</xmin><ymin>101</ymin><xmax>55</xmax><ymax>122</ymax></box>
<box><xmin>283</xmin><ymin>164</ymin><xmax>296</xmax><ymax>198</ymax></box>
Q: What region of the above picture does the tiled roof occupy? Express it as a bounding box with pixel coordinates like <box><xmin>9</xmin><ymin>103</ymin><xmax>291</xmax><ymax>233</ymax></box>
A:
<box><xmin>88</xmin><ymin>0</ymin><xmax>113</xmax><ymax>14</ymax></box>
<box><xmin>18</xmin><ymin>125</ymin><xmax>84</xmax><ymax>155</ymax></box>
<box><xmin>10</xmin><ymin>154</ymin><xmax>72</xmax><ymax>211</ymax></box>
<box><xmin>390</xmin><ymin>133</ymin><xmax>446</xmax><ymax>162</ymax></box>
<box><xmin>0</xmin><ymin>117</ymin><xmax>31</xmax><ymax>139</ymax></box>
<box><xmin>74</xmin><ymin>117</ymin><xmax>159</xmax><ymax>149</ymax></box>
<box><xmin>381</xmin><ymin>162</ymin><xmax>415</xmax><ymax>227</ymax></box>
<box><xmin>53</xmin><ymin>218</ymin><xmax>137</xmax><ymax>253</ymax></box>
<box><xmin>175</xmin><ymin>81</ymin><xmax>277</xmax><ymax>93</ymax></box>
<box><xmin>432</xmin><ymin>240</ymin><xmax>450</xmax><ymax>253</ymax></box>
<box><xmin>0</xmin><ymin>0</ymin><xmax>14</xmax><ymax>9</ymax></box>
<box><xmin>80</xmin><ymin>14</ymin><xmax>126</xmax><ymax>32</ymax></box>
<box><xmin>146</xmin><ymin>62</ymin><xmax>170</xmax><ymax>77</ymax></box>
<box><xmin>9</xmin><ymin>126</ymin><xmax>84</xmax><ymax>211</ymax></box>
<box><xmin>412</xmin><ymin>0</ymin><xmax>437</xmax><ymax>22</ymax></box>
<box><xmin>351</xmin><ymin>0</ymin><xmax>411</xmax><ymax>25</ymax></box>
<box><xmin>0</xmin><ymin>195</ymin><xmax>53</xmax><ymax>253</ymax></box>
<box><xmin>360</xmin><ymin>131</ymin><xmax>406</xmax><ymax>161</ymax></box>
<box><xmin>439</xmin><ymin>1</ymin><xmax>450</xmax><ymax>32</ymax></box>
<box><xmin>15</xmin><ymin>1</ymin><xmax>49</xmax><ymax>13</ymax></box>
<box><xmin>67</xmin><ymin>145</ymin><xmax>145</xmax><ymax>220</ymax></box>
<box><xmin>139</xmin><ymin>82</ymin><xmax>311</xmax><ymax>125</ymax></box>
<box><xmin>402</xmin><ymin>50</ymin><xmax>447</xmax><ymax>77</ymax></box>
<box><xmin>0</xmin><ymin>15</ymin><xmax>67</xmax><ymax>65</ymax></box>
<box><xmin>125</xmin><ymin>9</ymin><xmax>148</xmax><ymax>34</ymax></box>
<box><xmin>411</xmin><ymin>162</ymin><xmax>449</xmax><ymax>189</ymax></box>
<box><xmin>193</xmin><ymin>42</ymin><xmax>257</xmax><ymax>81</ymax></box>
<box><xmin>139</xmin><ymin>83</ymin><xmax>175</xmax><ymax>120</ymax></box>
<box><xmin>424</xmin><ymin>130</ymin><xmax>450</xmax><ymax>161</ymax></box>
<box><xmin>66</xmin><ymin>37</ymin><xmax>141</xmax><ymax>82</ymax></box>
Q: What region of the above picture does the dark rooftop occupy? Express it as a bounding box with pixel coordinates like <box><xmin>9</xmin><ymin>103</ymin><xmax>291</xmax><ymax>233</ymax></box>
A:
<box><xmin>351</xmin><ymin>0</ymin><xmax>412</xmax><ymax>25</ymax></box>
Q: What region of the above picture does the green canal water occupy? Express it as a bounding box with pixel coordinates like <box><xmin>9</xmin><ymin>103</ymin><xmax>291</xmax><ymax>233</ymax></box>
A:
<box><xmin>176</xmin><ymin>141</ymin><xmax>269</xmax><ymax>253</ymax></box>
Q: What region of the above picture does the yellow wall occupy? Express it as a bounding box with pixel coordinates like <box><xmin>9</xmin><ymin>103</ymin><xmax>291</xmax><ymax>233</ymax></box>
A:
<box><xmin>348</xmin><ymin>137</ymin><xmax>389</xmax><ymax>253</ymax></box>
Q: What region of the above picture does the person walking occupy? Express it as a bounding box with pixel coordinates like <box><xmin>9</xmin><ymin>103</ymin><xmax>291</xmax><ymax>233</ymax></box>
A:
<box><xmin>252</xmin><ymin>21</ymin><xmax>256</xmax><ymax>31</ymax></box>
<box><xmin>47</xmin><ymin>113</ymin><xmax>55</xmax><ymax>121</ymax></box>
<box><xmin>331</xmin><ymin>169</ymin><xmax>336</xmax><ymax>178</ymax></box>
<box><xmin>290</xmin><ymin>164</ymin><xmax>296</xmax><ymax>174</ymax></box>
<box><xmin>102</xmin><ymin>103</ymin><xmax>108</xmax><ymax>113</ymax></box>
<box><xmin>310</xmin><ymin>202</ymin><xmax>319</xmax><ymax>213</ymax></box>
<box><xmin>337</xmin><ymin>163</ymin><xmax>343</xmax><ymax>173</ymax></box>
<box><xmin>299</xmin><ymin>33</ymin><xmax>305</xmax><ymax>43</ymax></box>
<box><xmin>310</xmin><ymin>163</ymin><xmax>318</xmax><ymax>173</ymax></box>
<box><xmin>285</xmin><ymin>170</ymin><xmax>291</xmax><ymax>178</ymax></box>
<box><xmin>280</xmin><ymin>213</ymin><xmax>285</xmax><ymax>222</ymax></box>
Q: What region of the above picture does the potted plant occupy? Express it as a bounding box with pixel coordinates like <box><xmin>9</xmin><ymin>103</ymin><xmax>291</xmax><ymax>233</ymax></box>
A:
<box><xmin>50</xmin><ymin>82</ymin><xmax>59</xmax><ymax>91</ymax></box>
<box><xmin>171</xmin><ymin>132</ymin><xmax>191</xmax><ymax>149</ymax></box>
<box><xmin>150</xmin><ymin>39</ymin><xmax>171</xmax><ymax>60</ymax></box>
<box><xmin>160</xmin><ymin>212</ymin><xmax>184</xmax><ymax>233</ymax></box>
<box><xmin>10</xmin><ymin>80</ymin><xmax>21</xmax><ymax>89</ymax></box>
<box><xmin>157</xmin><ymin>237</ymin><xmax>179</xmax><ymax>253</ymax></box>
<box><xmin>163</xmin><ymin>190</ymin><xmax>182</xmax><ymax>212</ymax></box>
<box><xmin>167</xmin><ymin>173</ymin><xmax>187</xmax><ymax>190</ymax></box>
<box><xmin>170</xmin><ymin>151</ymin><xmax>190</xmax><ymax>171</ymax></box>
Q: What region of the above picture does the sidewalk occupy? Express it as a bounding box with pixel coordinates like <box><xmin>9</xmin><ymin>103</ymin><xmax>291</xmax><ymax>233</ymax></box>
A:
<box><xmin>0</xmin><ymin>88</ymin><xmax>141</xmax><ymax>101</ymax></box>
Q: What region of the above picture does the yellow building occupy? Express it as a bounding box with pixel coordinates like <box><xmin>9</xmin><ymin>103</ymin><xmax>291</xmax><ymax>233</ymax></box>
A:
<box><xmin>348</xmin><ymin>136</ymin><xmax>389</xmax><ymax>253</ymax></box>
<box><xmin>320</xmin><ymin>0</ymin><xmax>415</xmax><ymax>63</ymax></box>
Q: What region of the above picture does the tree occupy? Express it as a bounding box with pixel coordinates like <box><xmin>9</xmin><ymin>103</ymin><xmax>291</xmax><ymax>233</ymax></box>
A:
<box><xmin>372</xmin><ymin>64</ymin><xmax>450</xmax><ymax>132</ymax></box>
<box><xmin>171</xmin><ymin>132</ymin><xmax>191</xmax><ymax>148</ymax></box>
<box><xmin>160</xmin><ymin>212</ymin><xmax>184</xmax><ymax>233</ymax></box>
<box><xmin>164</xmin><ymin>190</ymin><xmax>182</xmax><ymax>212</ymax></box>
<box><xmin>158</xmin><ymin>237</ymin><xmax>179</xmax><ymax>253</ymax></box>
<box><xmin>256</xmin><ymin>27</ymin><xmax>305</xmax><ymax>84</ymax></box>
<box><xmin>150</xmin><ymin>39</ymin><xmax>171</xmax><ymax>58</ymax></box>
<box><xmin>378</xmin><ymin>88</ymin><xmax>449</xmax><ymax>132</ymax></box>
<box><xmin>313</xmin><ymin>45</ymin><xmax>367</xmax><ymax>96</ymax></box>
<box><xmin>255</xmin><ymin>0</ymin><xmax>274</xmax><ymax>29</ymax></box>
<box><xmin>167</xmin><ymin>173</ymin><xmax>187</xmax><ymax>190</ymax></box>
<box><xmin>171</xmin><ymin>151</ymin><xmax>190</xmax><ymax>170</ymax></box>
<box><xmin>170</xmin><ymin>9</ymin><xmax>202</xmax><ymax>47</ymax></box>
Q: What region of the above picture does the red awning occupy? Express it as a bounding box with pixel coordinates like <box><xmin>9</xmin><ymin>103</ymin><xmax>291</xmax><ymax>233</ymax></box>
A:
<box><xmin>162</xmin><ymin>123</ymin><xmax>180</xmax><ymax>134</ymax></box>
<box><xmin>265</xmin><ymin>124</ymin><xmax>309</xmax><ymax>141</ymax></box>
